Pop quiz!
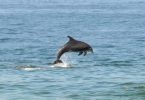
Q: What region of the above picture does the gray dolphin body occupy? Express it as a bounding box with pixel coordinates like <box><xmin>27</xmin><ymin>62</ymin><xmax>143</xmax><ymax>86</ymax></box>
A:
<box><xmin>53</xmin><ymin>36</ymin><xmax>93</xmax><ymax>64</ymax></box>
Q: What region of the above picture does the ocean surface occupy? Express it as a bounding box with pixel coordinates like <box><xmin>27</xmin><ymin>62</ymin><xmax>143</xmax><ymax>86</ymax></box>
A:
<box><xmin>0</xmin><ymin>0</ymin><xmax>145</xmax><ymax>100</ymax></box>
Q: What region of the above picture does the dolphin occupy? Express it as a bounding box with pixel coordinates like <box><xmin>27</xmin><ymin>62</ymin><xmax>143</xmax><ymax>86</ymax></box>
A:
<box><xmin>53</xmin><ymin>36</ymin><xmax>93</xmax><ymax>64</ymax></box>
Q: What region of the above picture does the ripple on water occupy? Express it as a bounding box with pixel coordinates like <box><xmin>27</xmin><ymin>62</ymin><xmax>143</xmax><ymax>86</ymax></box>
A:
<box><xmin>118</xmin><ymin>82</ymin><xmax>145</xmax><ymax>97</ymax></box>
<box><xmin>1</xmin><ymin>0</ymin><xmax>145</xmax><ymax>100</ymax></box>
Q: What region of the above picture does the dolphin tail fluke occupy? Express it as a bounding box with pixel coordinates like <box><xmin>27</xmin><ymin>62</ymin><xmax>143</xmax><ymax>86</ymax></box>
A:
<box><xmin>53</xmin><ymin>59</ymin><xmax>63</xmax><ymax>64</ymax></box>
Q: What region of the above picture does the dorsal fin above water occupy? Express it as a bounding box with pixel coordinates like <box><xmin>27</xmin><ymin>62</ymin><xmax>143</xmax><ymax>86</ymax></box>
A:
<box><xmin>67</xmin><ymin>36</ymin><xmax>76</xmax><ymax>41</ymax></box>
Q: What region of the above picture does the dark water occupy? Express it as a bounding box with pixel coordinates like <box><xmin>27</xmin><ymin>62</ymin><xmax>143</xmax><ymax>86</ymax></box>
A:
<box><xmin>1</xmin><ymin>0</ymin><xmax>145</xmax><ymax>100</ymax></box>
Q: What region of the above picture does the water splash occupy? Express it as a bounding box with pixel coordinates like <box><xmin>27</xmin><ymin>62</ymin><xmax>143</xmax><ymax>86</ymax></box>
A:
<box><xmin>52</xmin><ymin>63</ymin><xmax>71</xmax><ymax>68</ymax></box>
<box><xmin>51</xmin><ymin>54</ymin><xmax>72</xmax><ymax>68</ymax></box>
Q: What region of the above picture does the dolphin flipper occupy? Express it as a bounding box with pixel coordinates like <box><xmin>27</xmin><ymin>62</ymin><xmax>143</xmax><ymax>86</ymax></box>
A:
<box><xmin>78</xmin><ymin>51</ymin><xmax>83</xmax><ymax>56</ymax></box>
<box><xmin>84</xmin><ymin>51</ymin><xmax>87</xmax><ymax>56</ymax></box>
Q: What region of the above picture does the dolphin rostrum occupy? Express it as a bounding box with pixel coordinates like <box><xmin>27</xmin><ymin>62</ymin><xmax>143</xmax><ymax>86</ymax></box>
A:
<box><xmin>53</xmin><ymin>36</ymin><xmax>93</xmax><ymax>64</ymax></box>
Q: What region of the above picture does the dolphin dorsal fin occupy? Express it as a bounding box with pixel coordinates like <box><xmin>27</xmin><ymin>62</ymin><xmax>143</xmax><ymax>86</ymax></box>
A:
<box><xmin>67</xmin><ymin>36</ymin><xmax>76</xmax><ymax>41</ymax></box>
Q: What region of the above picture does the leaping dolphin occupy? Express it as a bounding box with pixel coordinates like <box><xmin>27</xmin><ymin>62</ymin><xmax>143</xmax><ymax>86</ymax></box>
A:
<box><xmin>53</xmin><ymin>36</ymin><xmax>93</xmax><ymax>64</ymax></box>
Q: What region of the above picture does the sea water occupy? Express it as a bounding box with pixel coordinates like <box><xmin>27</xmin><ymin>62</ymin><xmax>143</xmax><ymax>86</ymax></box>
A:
<box><xmin>0</xmin><ymin>0</ymin><xmax>145</xmax><ymax>100</ymax></box>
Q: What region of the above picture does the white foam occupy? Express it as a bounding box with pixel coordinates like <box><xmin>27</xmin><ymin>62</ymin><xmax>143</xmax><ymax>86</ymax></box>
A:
<box><xmin>21</xmin><ymin>67</ymin><xmax>42</xmax><ymax>71</ymax></box>
<box><xmin>16</xmin><ymin>65</ymin><xmax>44</xmax><ymax>71</ymax></box>
<box><xmin>51</xmin><ymin>62</ymin><xmax>71</xmax><ymax>68</ymax></box>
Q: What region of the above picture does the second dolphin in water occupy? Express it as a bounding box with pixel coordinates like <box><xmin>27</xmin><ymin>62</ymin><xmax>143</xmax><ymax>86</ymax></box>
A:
<box><xmin>54</xmin><ymin>36</ymin><xmax>93</xmax><ymax>64</ymax></box>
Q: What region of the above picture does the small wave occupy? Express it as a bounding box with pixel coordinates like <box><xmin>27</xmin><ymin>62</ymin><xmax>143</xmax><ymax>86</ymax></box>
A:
<box><xmin>16</xmin><ymin>65</ymin><xmax>45</xmax><ymax>71</ymax></box>
<box><xmin>20</xmin><ymin>67</ymin><xmax>42</xmax><ymax>71</ymax></box>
